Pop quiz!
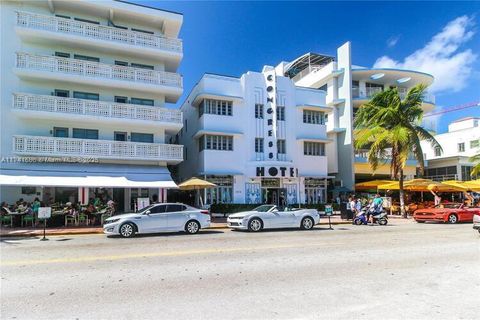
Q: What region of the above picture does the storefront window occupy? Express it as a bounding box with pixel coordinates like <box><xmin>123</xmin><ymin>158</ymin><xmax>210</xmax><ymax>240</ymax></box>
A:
<box><xmin>304</xmin><ymin>178</ymin><xmax>326</xmax><ymax>204</ymax></box>
<box><xmin>205</xmin><ymin>176</ymin><xmax>233</xmax><ymax>204</ymax></box>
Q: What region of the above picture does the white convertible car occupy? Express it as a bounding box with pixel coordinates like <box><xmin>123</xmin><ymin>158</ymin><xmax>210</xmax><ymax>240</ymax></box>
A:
<box><xmin>103</xmin><ymin>203</ymin><xmax>210</xmax><ymax>238</ymax></box>
<box><xmin>227</xmin><ymin>205</ymin><xmax>320</xmax><ymax>231</ymax></box>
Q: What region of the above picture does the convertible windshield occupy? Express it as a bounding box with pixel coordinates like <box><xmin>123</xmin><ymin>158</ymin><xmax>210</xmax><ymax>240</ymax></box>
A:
<box><xmin>253</xmin><ymin>205</ymin><xmax>276</xmax><ymax>212</ymax></box>
<box><xmin>435</xmin><ymin>203</ymin><xmax>461</xmax><ymax>209</ymax></box>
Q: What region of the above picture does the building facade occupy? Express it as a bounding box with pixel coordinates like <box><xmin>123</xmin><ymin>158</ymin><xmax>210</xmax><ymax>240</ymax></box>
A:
<box><xmin>281</xmin><ymin>42</ymin><xmax>436</xmax><ymax>190</ymax></box>
<box><xmin>177</xmin><ymin>67</ymin><xmax>331</xmax><ymax>205</ymax></box>
<box><xmin>421</xmin><ymin>117</ymin><xmax>480</xmax><ymax>181</ymax></box>
<box><xmin>0</xmin><ymin>0</ymin><xmax>184</xmax><ymax>211</ymax></box>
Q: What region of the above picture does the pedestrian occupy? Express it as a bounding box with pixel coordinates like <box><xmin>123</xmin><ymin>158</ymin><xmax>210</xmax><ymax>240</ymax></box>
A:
<box><xmin>430</xmin><ymin>189</ymin><xmax>441</xmax><ymax>206</ymax></box>
<box><xmin>349</xmin><ymin>196</ymin><xmax>356</xmax><ymax>220</ymax></box>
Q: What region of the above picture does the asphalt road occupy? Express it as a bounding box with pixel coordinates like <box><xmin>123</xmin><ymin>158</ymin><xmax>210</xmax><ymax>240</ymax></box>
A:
<box><xmin>1</xmin><ymin>221</ymin><xmax>479</xmax><ymax>320</ymax></box>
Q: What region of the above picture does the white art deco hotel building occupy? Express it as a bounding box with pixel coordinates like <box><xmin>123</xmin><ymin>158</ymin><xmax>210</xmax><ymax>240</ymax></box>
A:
<box><xmin>177</xmin><ymin>67</ymin><xmax>331</xmax><ymax>205</ymax></box>
<box><xmin>0</xmin><ymin>0</ymin><xmax>184</xmax><ymax>211</ymax></box>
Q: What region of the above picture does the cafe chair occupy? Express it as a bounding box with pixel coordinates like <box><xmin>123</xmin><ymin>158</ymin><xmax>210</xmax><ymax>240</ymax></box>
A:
<box><xmin>77</xmin><ymin>213</ymin><xmax>89</xmax><ymax>226</ymax></box>
<box><xmin>21</xmin><ymin>215</ymin><xmax>35</xmax><ymax>227</ymax></box>
<box><xmin>1</xmin><ymin>215</ymin><xmax>13</xmax><ymax>227</ymax></box>
<box><xmin>65</xmin><ymin>214</ymin><xmax>77</xmax><ymax>227</ymax></box>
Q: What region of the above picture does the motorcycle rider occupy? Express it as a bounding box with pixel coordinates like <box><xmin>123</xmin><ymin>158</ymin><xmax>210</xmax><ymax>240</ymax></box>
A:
<box><xmin>369</xmin><ymin>194</ymin><xmax>383</xmax><ymax>224</ymax></box>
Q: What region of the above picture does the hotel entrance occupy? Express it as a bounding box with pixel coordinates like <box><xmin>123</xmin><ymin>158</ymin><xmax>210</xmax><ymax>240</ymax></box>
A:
<box><xmin>261</xmin><ymin>178</ymin><xmax>287</xmax><ymax>207</ymax></box>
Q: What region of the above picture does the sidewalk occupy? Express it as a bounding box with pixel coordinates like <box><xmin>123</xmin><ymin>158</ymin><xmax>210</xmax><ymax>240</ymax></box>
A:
<box><xmin>0</xmin><ymin>215</ymin><xmax>412</xmax><ymax>238</ymax></box>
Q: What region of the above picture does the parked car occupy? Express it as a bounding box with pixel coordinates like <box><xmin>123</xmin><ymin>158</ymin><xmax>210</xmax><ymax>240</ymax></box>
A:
<box><xmin>103</xmin><ymin>203</ymin><xmax>210</xmax><ymax>238</ymax></box>
<box><xmin>473</xmin><ymin>213</ymin><xmax>480</xmax><ymax>234</ymax></box>
<box><xmin>227</xmin><ymin>205</ymin><xmax>320</xmax><ymax>231</ymax></box>
<box><xmin>413</xmin><ymin>203</ymin><xmax>480</xmax><ymax>224</ymax></box>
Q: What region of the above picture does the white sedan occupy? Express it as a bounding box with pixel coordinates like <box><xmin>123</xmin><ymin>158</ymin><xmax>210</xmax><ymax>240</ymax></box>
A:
<box><xmin>103</xmin><ymin>203</ymin><xmax>211</xmax><ymax>238</ymax></box>
<box><xmin>227</xmin><ymin>205</ymin><xmax>320</xmax><ymax>231</ymax></box>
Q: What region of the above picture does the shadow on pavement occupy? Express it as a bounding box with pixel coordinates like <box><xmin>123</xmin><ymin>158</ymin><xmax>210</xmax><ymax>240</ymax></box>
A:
<box><xmin>106</xmin><ymin>230</ymin><xmax>225</xmax><ymax>239</ymax></box>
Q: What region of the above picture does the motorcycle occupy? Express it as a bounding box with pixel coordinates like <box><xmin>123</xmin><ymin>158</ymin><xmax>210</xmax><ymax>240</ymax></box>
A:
<box><xmin>353</xmin><ymin>205</ymin><xmax>388</xmax><ymax>226</ymax></box>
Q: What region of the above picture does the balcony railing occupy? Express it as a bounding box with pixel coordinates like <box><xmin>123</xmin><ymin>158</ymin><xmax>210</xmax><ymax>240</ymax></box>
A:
<box><xmin>16</xmin><ymin>11</ymin><xmax>182</xmax><ymax>54</ymax></box>
<box><xmin>352</xmin><ymin>87</ymin><xmax>435</xmax><ymax>104</ymax></box>
<box><xmin>12</xmin><ymin>93</ymin><xmax>182</xmax><ymax>124</ymax></box>
<box><xmin>355</xmin><ymin>149</ymin><xmax>416</xmax><ymax>161</ymax></box>
<box><xmin>15</xmin><ymin>52</ymin><xmax>182</xmax><ymax>89</ymax></box>
<box><xmin>13</xmin><ymin>136</ymin><xmax>183</xmax><ymax>162</ymax></box>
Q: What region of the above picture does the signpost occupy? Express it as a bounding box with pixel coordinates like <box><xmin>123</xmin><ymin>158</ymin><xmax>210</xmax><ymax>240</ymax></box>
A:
<box><xmin>37</xmin><ymin>207</ymin><xmax>51</xmax><ymax>241</ymax></box>
<box><xmin>324</xmin><ymin>204</ymin><xmax>333</xmax><ymax>230</ymax></box>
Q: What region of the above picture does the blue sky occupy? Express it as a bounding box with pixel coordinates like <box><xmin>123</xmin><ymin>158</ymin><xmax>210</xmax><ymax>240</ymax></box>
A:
<box><xmin>134</xmin><ymin>1</ymin><xmax>480</xmax><ymax>133</ymax></box>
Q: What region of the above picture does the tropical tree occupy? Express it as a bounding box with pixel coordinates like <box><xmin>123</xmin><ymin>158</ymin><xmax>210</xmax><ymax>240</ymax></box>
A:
<box><xmin>354</xmin><ymin>84</ymin><xmax>441</xmax><ymax>218</ymax></box>
<box><xmin>470</xmin><ymin>152</ymin><xmax>480</xmax><ymax>177</ymax></box>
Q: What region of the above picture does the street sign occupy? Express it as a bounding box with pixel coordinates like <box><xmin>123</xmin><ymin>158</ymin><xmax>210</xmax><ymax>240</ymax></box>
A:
<box><xmin>38</xmin><ymin>207</ymin><xmax>51</xmax><ymax>241</ymax></box>
<box><xmin>137</xmin><ymin>198</ymin><xmax>150</xmax><ymax>211</ymax></box>
<box><xmin>38</xmin><ymin>207</ymin><xmax>51</xmax><ymax>219</ymax></box>
<box><xmin>324</xmin><ymin>205</ymin><xmax>333</xmax><ymax>216</ymax></box>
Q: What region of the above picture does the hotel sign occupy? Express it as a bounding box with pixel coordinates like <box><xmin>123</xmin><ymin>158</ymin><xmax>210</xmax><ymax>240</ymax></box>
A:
<box><xmin>256</xmin><ymin>166</ymin><xmax>297</xmax><ymax>178</ymax></box>
<box><xmin>264</xmin><ymin>69</ymin><xmax>277</xmax><ymax>160</ymax></box>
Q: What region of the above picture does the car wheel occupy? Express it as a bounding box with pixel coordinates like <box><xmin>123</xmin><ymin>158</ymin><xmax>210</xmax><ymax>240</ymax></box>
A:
<box><xmin>119</xmin><ymin>222</ymin><xmax>135</xmax><ymax>238</ymax></box>
<box><xmin>185</xmin><ymin>220</ymin><xmax>200</xmax><ymax>234</ymax></box>
<box><xmin>301</xmin><ymin>217</ymin><xmax>314</xmax><ymax>230</ymax></box>
<box><xmin>248</xmin><ymin>218</ymin><xmax>263</xmax><ymax>232</ymax></box>
<box><xmin>447</xmin><ymin>214</ymin><xmax>458</xmax><ymax>224</ymax></box>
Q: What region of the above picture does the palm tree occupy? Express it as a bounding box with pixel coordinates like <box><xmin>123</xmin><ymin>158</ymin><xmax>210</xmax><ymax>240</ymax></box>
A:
<box><xmin>354</xmin><ymin>84</ymin><xmax>441</xmax><ymax>218</ymax></box>
<box><xmin>470</xmin><ymin>152</ymin><xmax>480</xmax><ymax>177</ymax></box>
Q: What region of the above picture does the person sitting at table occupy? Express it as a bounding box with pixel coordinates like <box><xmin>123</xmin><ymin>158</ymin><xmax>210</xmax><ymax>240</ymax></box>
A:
<box><xmin>23</xmin><ymin>203</ymin><xmax>33</xmax><ymax>215</ymax></box>
<box><xmin>16</xmin><ymin>201</ymin><xmax>27</xmax><ymax>213</ymax></box>
<box><xmin>1</xmin><ymin>202</ymin><xmax>9</xmax><ymax>215</ymax></box>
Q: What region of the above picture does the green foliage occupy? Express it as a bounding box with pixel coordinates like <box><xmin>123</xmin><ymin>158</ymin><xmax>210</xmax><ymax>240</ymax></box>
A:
<box><xmin>470</xmin><ymin>153</ymin><xmax>480</xmax><ymax>177</ymax></box>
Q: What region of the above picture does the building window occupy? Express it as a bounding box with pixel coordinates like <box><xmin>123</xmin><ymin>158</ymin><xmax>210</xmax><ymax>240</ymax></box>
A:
<box><xmin>74</xmin><ymin>17</ymin><xmax>100</xmax><ymax>25</ymax></box>
<box><xmin>131</xmin><ymin>133</ymin><xmax>154</xmax><ymax>143</ymax></box>
<box><xmin>131</xmin><ymin>63</ymin><xmax>154</xmax><ymax>70</ymax></box>
<box><xmin>55</xmin><ymin>14</ymin><xmax>70</xmax><ymax>19</ymax></box>
<box><xmin>304</xmin><ymin>142</ymin><xmax>325</xmax><ymax>156</ymax></box>
<box><xmin>470</xmin><ymin>140</ymin><xmax>479</xmax><ymax>149</ymax></box>
<box><xmin>255</xmin><ymin>138</ymin><xmax>264</xmax><ymax>153</ymax></box>
<box><xmin>458</xmin><ymin>143</ymin><xmax>465</xmax><ymax>152</ymax></box>
<box><xmin>53</xmin><ymin>127</ymin><xmax>68</xmax><ymax>138</ymax></box>
<box><xmin>115</xmin><ymin>61</ymin><xmax>129</xmax><ymax>66</ymax></box>
<box><xmin>55</xmin><ymin>52</ymin><xmax>70</xmax><ymax>58</ymax></box>
<box><xmin>303</xmin><ymin>110</ymin><xmax>325</xmax><ymax>124</ymax></box>
<box><xmin>462</xmin><ymin>166</ymin><xmax>475</xmax><ymax>180</ymax></box>
<box><xmin>277</xmin><ymin>139</ymin><xmax>286</xmax><ymax>154</ymax></box>
<box><xmin>130</xmin><ymin>98</ymin><xmax>154</xmax><ymax>106</ymax></box>
<box><xmin>199</xmin><ymin>135</ymin><xmax>233</xmax><ymax>151</ymax></box>
<box><xmin>131</xmin><ymin>28</ymin><xmax>154</xmax><ymax>34</ymax></box>
<box><xmin>73</xmin><ymin>54</ymin><xmax>100</xmax><ymax>62</ymax></box>
<box><xmin>276</xmin><ymin>106</ymin><xmax>285</xmax><ymax>121</ymax></box>
<box><xmin>114</xmin><ymin>132</ymin><xmax>127</xmax><ymax>141</ymax></box>
<box><xmin>54</xmin><ymin>89</ymin><xmax>69</xmax><ymax>97</ymax></box>
<box><xmin>114</xmin><ymin>96</ymin><xmax>128</xmax><ymax>104</ymax></box>
<box><xmin>72</xmin><ymin>128</ymin><xmax>98</xmax><ymax>140</ymax></box>
<box><xmin>434</xmin><ymin>146</ymin><xmax>442</xmax><ymax>157</ymax></box>
<box><xmin>255</xmin><ymin>104</ymin><xmax>264</xmax><ymax>119</ymax></box>
<box><xmin>205</xmin><ymin>175</ymin><xmax>233</xmax><ymax>204</ymax></box>
<box><xmin>200</xmin><ymin>99</ymin><xmax>233</xmax><ymax>117</ymax></box>
<box><xmin>73</xmin><ymin>91</ymin><xmax>99</xmax><ymax>100</ymax></box>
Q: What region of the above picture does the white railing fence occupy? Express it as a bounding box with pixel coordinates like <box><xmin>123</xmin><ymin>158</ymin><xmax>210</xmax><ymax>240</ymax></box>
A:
<box><xmin>16</xmin><ymin>11</ymin><xmax>182</xmax><ymax>53</ymax></box>
<box><xmin>12</xmin><ymin>93</ymin><xmax>182</xmax><ymax>124</ymax></box>
<box><xmin>15</xmin><ymin>52</ymin><xmax>182</xmax><ymax>88</ymax></box>
<box><xmin>13</xmin><ymin>136</ymin><xmax>183</xmax><ymax>161</ymax></box>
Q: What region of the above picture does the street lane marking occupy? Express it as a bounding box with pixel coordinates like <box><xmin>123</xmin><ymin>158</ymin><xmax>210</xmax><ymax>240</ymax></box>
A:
<box><xmin>1</xmin><ymin>242</ymin><xmax>336</xmax><ymax>267</ymax></box>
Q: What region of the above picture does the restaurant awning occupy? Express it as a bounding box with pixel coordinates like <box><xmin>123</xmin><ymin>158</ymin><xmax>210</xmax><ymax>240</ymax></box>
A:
<box><xmin>0</xmin><ymin>163</ymin><xmax>177</xmax><ymax>188</ymax></box>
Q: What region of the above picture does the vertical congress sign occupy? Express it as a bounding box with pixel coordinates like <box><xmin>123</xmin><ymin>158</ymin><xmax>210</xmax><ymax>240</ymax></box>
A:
<box><xmin>264</xmin><ymin>69</ymin><xmax>277</xmax><ymax>160</ymax></box>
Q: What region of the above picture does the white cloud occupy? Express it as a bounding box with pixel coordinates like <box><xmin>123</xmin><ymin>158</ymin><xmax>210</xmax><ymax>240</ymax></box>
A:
<box><xmin>387</xmin><ymin>35</ymin><xmax>400</xmax><ymax>48</ymax></box>
<box><xmin>374</xmin><ymin>15</ymin><xmax>477</xmax><ymax>93</ymax></box>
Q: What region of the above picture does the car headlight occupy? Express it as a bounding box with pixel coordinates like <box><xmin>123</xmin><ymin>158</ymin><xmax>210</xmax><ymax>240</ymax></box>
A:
<box><xmin>105</xmin><ymin>218</ymin><xmax>120</xmax><ymax>224</ymax></box>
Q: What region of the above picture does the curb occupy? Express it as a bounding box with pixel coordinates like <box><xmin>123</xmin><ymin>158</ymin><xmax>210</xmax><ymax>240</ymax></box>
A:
<box><xmin>0</xmin><ymin>221</ymin><xmax>355</xmax><ymax>237</ymax></box>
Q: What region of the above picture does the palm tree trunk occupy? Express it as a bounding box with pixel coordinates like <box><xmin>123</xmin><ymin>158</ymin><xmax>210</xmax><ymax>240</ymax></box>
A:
<box><xmin>399</xmin><ymin>169</ymin><xmax>407</xmax><ymax>218</ymax></box>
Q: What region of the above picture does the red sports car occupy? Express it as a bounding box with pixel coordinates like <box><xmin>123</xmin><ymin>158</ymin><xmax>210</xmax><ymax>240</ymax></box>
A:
<box><xmin>413</xmin><ymin>203</ymin><xmax>480</xmax><ymax>224</ymax></box>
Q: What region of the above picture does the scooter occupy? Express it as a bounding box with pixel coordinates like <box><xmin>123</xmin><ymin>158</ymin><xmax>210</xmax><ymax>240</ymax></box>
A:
<box><xmin>353</xmin><ymin>205</ymin><xmax>388</xmax><ymax>226</ymax></box>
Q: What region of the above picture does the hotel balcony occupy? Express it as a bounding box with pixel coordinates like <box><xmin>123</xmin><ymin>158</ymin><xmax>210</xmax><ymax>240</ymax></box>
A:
<box><xmin>352</xmin><ymin>87</ymin><xmax>435</xmax><ymax>112</ymax></box>
<box><xmin>14</xmin><ymin>53</ymin><xmax>183</xmax><ymax>103</ymax></box>
<box><xmin>13</xmin><ymin>135</ymin><xmax>183</xmax><ymax>164</ymax></box>
<box><xmin>12</xmin><ymin>93</ymin><xmax>182</xmax><ymax>133</ymax></box>
<box><xmin>15</xmin><ymin>11</ymin><xmax>182</xmax><ymax>71</ymax></box>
